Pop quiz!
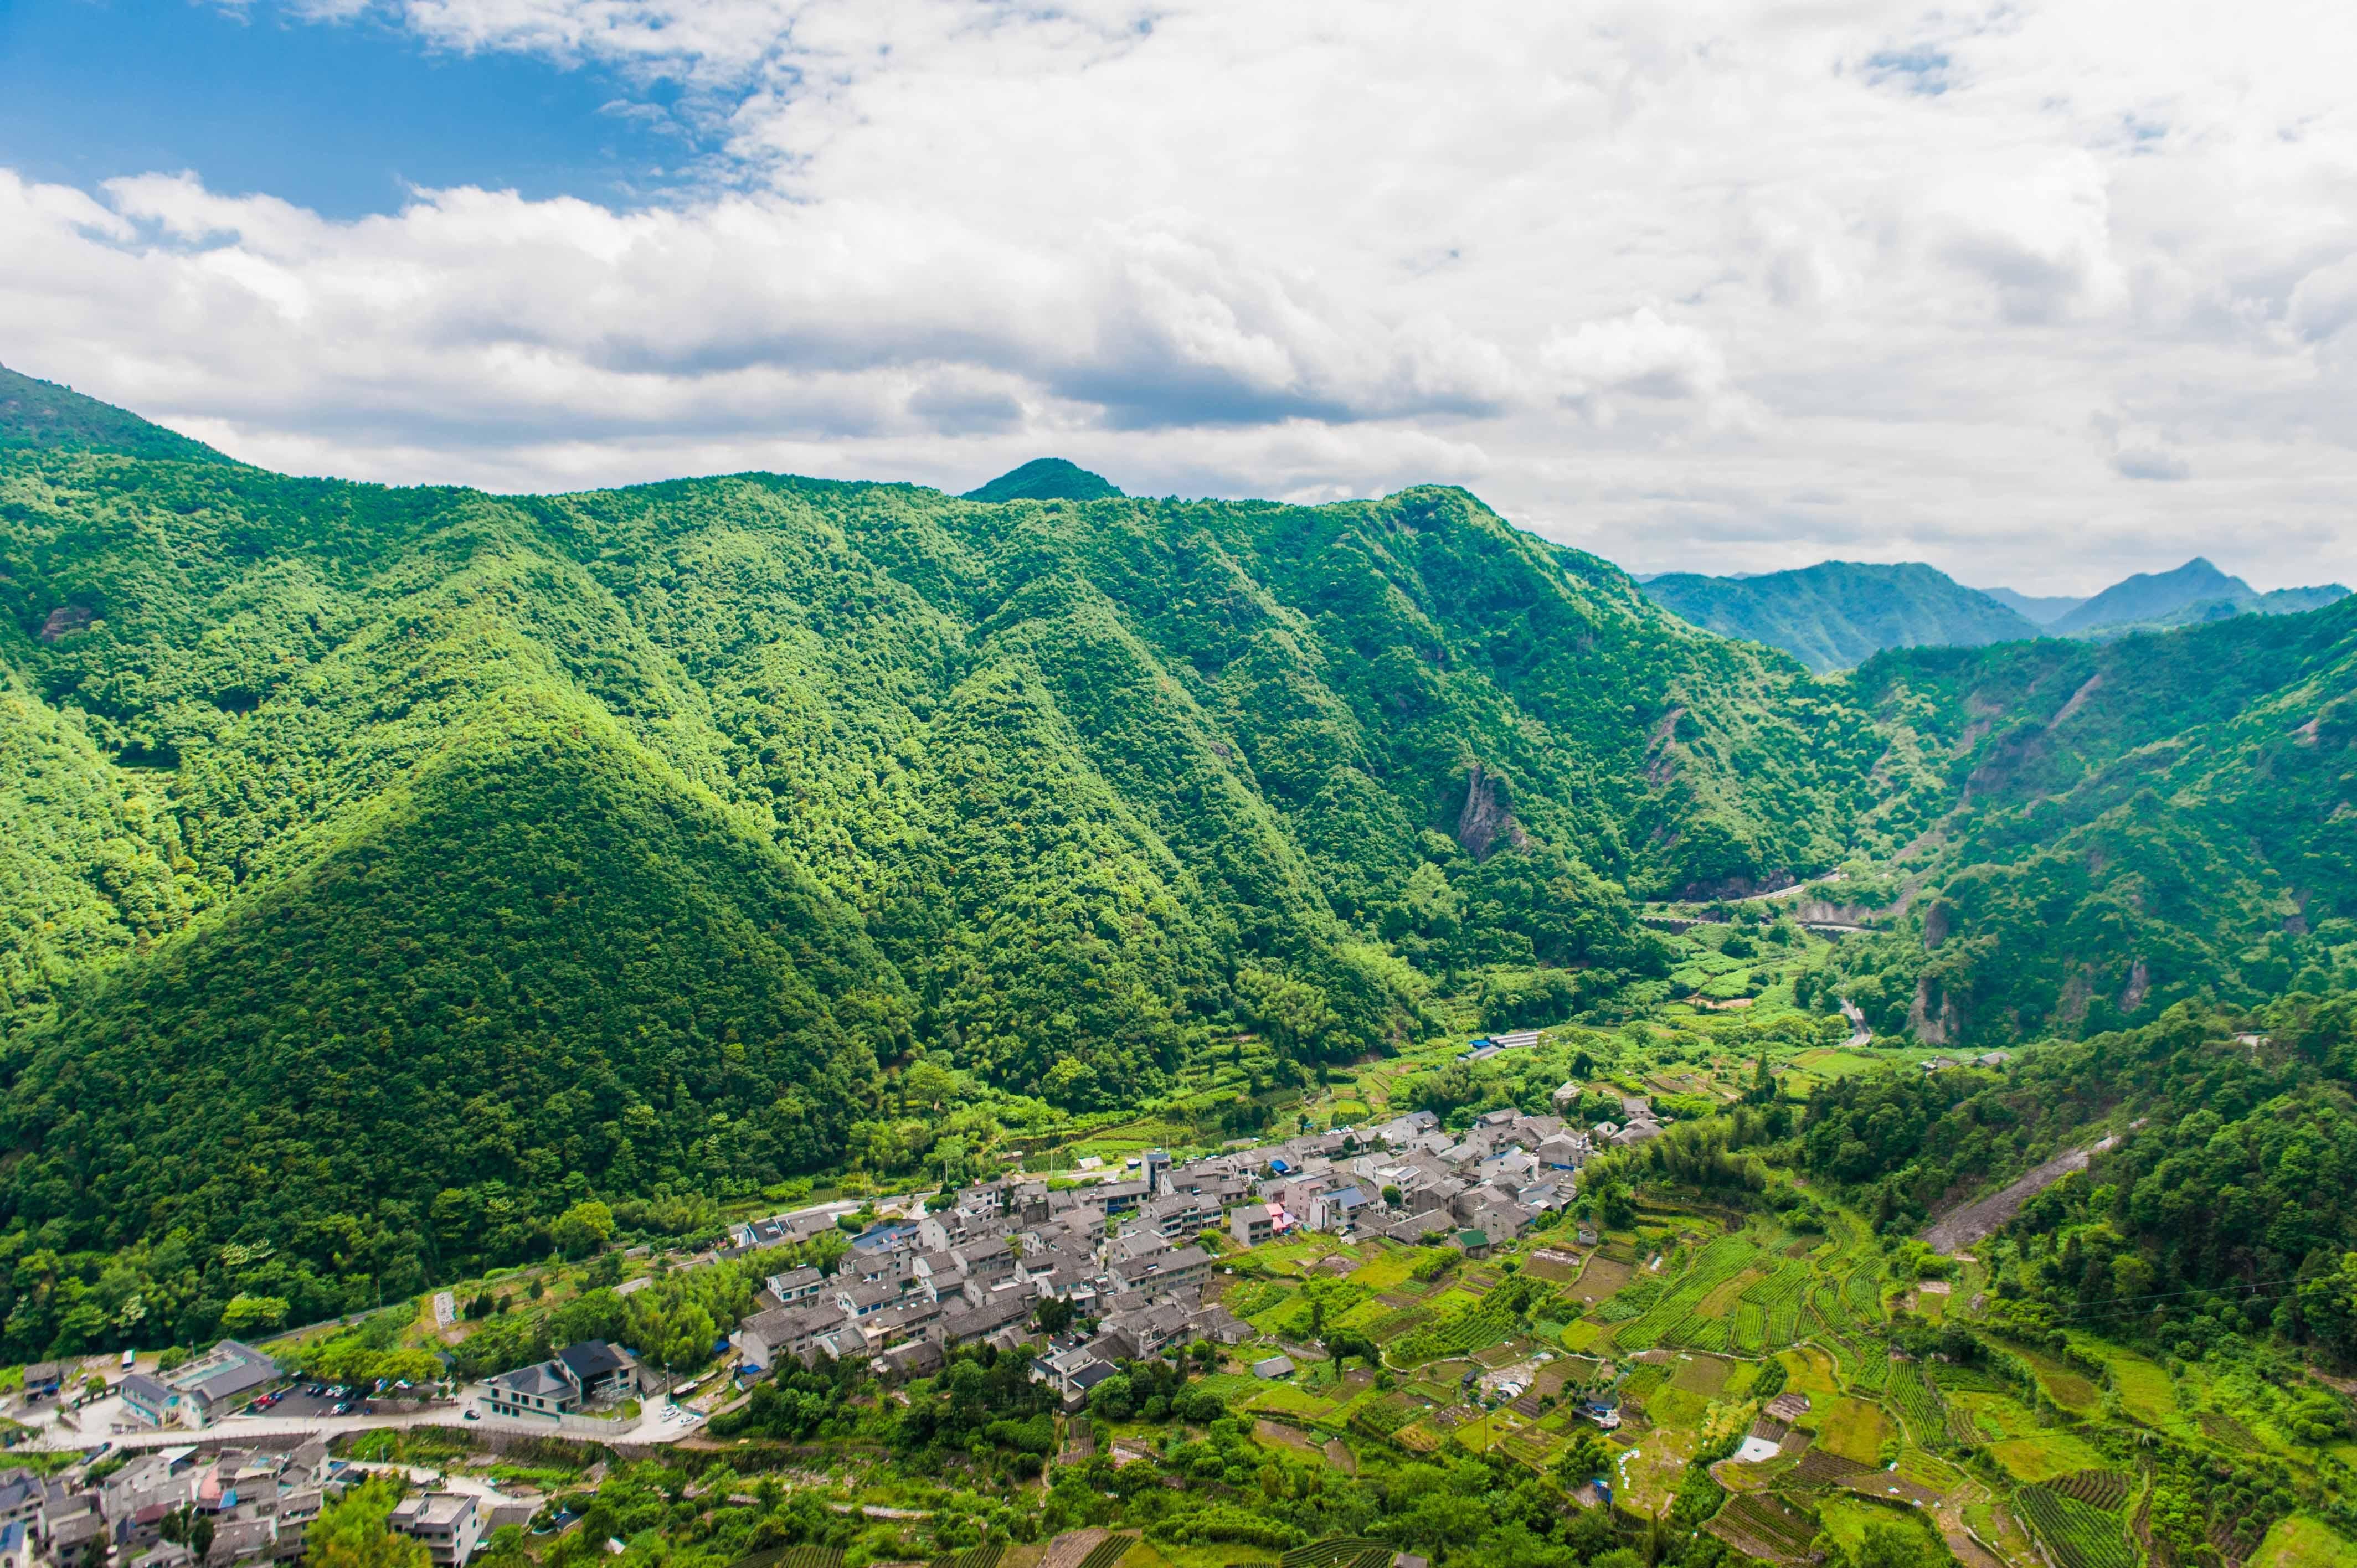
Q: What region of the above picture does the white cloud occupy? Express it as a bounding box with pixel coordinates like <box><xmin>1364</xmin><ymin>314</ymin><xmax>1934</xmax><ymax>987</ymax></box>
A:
<box><xmin>7</xmin><ymin>0</ymin><xmax>2357</xmax><ymax>594</ymax></box>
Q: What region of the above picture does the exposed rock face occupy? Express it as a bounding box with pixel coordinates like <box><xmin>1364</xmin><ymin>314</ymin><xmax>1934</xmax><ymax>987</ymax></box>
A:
<box><xmin>1908</xmin><ymin>974</ymin><xmax>1961</xmax><ymax>1045</ymax></box>
<box><xmin>1923</xmin><ymin>902</ymin><xmax>1953</xmax><ymax>951</ymax></box>
<box><xmin>38</xmin><ymin>604</ymin><xmax>92</xmax><ymax>641</ymax></box>
<box><xmin>2120</xmin><ymin>958</ymin><xmax>2150</xmax><ymax>1012</ymax></box>
<box><xmin>1455</xmin><ymin>762</ymin><xmax>1529</xmax><ymax>860</ymax></box>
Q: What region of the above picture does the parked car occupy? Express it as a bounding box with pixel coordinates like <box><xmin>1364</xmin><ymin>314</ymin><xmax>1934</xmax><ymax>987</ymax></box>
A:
<box><xmin>463</xmin><ymin>1410</ymin><xmax>480</xmax><ymax>1421</ymax></box>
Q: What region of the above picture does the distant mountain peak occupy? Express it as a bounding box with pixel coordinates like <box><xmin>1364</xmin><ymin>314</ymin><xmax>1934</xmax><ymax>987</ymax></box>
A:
<box><xmin>0</xmin><ymin>362</ymin><xmax>227</xmax><ymax>463</ymax></box>
<box><xmin>2052</xmin><ymin>557</ymin><xmax>2258</xmax><ymax>635</ymax></box>
<box><xmin>961</xmin><ymin>457</ymin><xmax>1123</xmax><ymax>503</ymax></box>
<box><xmin>1640</xmin><ymin>559</ymin><xmax>2037</xmax><ymax>672</ymax></box>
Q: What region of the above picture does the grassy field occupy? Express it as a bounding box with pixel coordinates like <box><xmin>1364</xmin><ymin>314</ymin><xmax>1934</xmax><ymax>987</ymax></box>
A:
<box><xmin>1988</xmin><ymin>1430</ymin><xmax>2108</xmax><ymax>1483</ymax></box>
<box><xmin>2065</xmin><ymin>1334</ymin><xmax>2180</xmax><ymax>1427</ymax></box>
<box><xmin>2003</xmin><ymin>1344</ymin><xmax>2102</xmax><ymax>1415</ymax></box>
<box><xmin>1814</xmin><ymin>1397</ymin><xmax>1890</xmax><ymax>1466</ymax></box>
<box><xmin>2251</xmin><ymin>1514</ymin><xmax>2357</xmax><ymax>1567</ymax></box>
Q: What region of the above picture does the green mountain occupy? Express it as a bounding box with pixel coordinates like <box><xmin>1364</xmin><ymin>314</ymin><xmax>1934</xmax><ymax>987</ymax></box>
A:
<box><xmin>0</xmin><ymin>373</ymin><xmax>1893</xmax><ymax>1330</ymax></box>
<box><xmin>2050</xmin><ymin>555</ymin><xmax>2350</xmax><ymax>636</ymax></box>
<box><xmin>1978</xmin><ymin>584</ymin><xmax>2084</xmax><ymax>626</ymax></box>
<box><xmin>6</xmin><ymin>370</ymin><xmax>2357</xmax><ymax>1352</ymax></box>
<box><xmin>960</xmin><ymin>457</ymin><xmax>1123</xmax><ymax>503</ymax></box>
<box><xmin>1818</xmin><ymin>600</ymin><xmax>2357</xmax><ymax>1045</ymax></box>
<box><xmin>1640</xmin><ymin>560</ymin><xmax>2040</xmax><ymax>672</ymax></box>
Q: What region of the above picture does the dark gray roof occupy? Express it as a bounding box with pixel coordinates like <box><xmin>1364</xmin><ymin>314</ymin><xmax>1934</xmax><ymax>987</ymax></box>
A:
<box><xmin>489</xmin><ymin>1361</ymin><xmax>572</xmax><ymax>1399</ymax></box>
<box><xmin>555</xmin><ymin>1340</ymin><xmax>628</xmax><ymax>1383</ymax></box>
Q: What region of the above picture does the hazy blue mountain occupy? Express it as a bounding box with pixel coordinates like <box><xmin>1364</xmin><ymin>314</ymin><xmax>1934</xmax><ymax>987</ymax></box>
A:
<box><xmin>2052</xmin><ymin>557</ymin><xmax>2350</xmax><ymax>636</ymax></box>
<box><xmin>1980</xmin><ymin>585</ymin><xmax>2086</xmax><ymax>626</ymax></box>
<box><xmin>961</xmin><ymin>457</ymin><xmax>1124</xmax><ymax>502</ymax></box>
<box><xmin>1640</xmin><ymin>560</ymin><xmax>2040</xmax><ymax>673</ymax></box>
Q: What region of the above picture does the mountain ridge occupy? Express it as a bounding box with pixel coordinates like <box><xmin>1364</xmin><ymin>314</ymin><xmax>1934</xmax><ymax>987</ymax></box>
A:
<box><xmin>1640</xmin><ymin>559</ymin><xmax>2039</xmax><ymax>672</ymax></box>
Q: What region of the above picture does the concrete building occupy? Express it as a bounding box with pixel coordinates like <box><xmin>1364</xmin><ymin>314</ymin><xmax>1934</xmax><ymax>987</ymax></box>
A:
<box><xmin>389</xmin><ymin>1493</ymin><xmax>483</xmax><ymax>1568</ymax></box>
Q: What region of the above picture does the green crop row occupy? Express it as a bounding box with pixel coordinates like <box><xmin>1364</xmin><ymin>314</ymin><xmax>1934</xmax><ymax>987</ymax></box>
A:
<box><xmin>2016</xmin><ymin>1487</ymin><xmax>2135</xmax><ymax>1568</ymax></box>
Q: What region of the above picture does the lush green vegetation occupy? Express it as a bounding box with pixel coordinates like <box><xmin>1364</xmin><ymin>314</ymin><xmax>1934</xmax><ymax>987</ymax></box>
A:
<box><xmin>0</xmin><ymin>380</ymin><xmax>1872</xmax><ymax>1348</ymax></box>
<box><xmin>1820</xmin><ymin>603</ymin><xmax>2357</xmax><ymax>1048</ymax></box>
<box><xmin>7</xmin><ymin>365</ymin><xmax>2357</xmax><ymax>1437</ymax></box>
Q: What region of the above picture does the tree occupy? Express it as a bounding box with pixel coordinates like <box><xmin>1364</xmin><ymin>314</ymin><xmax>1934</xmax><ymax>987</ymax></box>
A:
<box><xmin>219</xmin><ymin>1294</ymin><xmax>289</xmax><ymax>1335</ymax></box>
<box><xmin>1035</xmin><ymin>1298</ymin><xmax>1075</xmax><ymax>1337</ymax></box>
<box><xmin>550</xmin><ymin>1200</ymin><xmax>615</xmax><ymax>1259</ymax></box>
<box><xmin>162</xmin><ymin>1506</ymin><xmax>218</xmax><ymax>1567</ymax></box>
<box><xmin>307</xmin><ymin>1477</ymin><xmax>428</xmax><ymax>1568</ymax></box>
<box><xmin>1555</xmin><ymin>1430</ymin><xmax>1610</xmax><ymax>1483</ymax></box>
<box><xmin>1087</xmin><ymin>1373</ymin><xmax>1135</xmax><ymax>1422</ymax></box>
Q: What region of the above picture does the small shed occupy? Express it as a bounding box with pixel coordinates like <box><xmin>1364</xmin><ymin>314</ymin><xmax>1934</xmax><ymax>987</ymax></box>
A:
<box><xmin>1252</xmin><ymin>1355</ymin><xmax>1295</xmax><ymax>1379</ymax></box>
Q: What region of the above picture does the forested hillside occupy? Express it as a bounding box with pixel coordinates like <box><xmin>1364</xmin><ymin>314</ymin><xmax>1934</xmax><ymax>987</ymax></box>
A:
<box><xmin>0</xmin><ymin>369</ymin><xmax>1890</xmax><ymax>1327</ymax></box>
<box><xmin>1820</xmin><ymin>607</ymin><xmax>2357</xmax><ymax>1046</ymax></box>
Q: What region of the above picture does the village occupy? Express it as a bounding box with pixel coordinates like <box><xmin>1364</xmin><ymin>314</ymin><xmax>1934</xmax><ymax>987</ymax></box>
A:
<box><xmin>0</xmin><ymin>1048</ymin><xmax>1663</xmax><ymax>1568</ymax></box>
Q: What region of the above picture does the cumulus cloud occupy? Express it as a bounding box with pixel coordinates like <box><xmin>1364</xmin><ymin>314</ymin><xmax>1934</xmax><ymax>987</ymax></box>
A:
<box><xmin>7</xmin><ymin>0</ymin><xmax>2357</xmax><ymax>592</ymax></box>
<box><xmin>1542</xmin><ymin>307</ymin><xmax>1733</xmax><ymax>425</ymax></box>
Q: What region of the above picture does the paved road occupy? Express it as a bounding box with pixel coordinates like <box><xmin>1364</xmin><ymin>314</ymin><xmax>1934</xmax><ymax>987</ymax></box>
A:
<box><xmin>1838</xmin><ymin>999</ymin><xmax>1872</xmax><ymax>1049</ymax></box>
<box><xmin>18</xmin><ymin>1384</ymin><xmax>712</xmax><ymax>1455</ymax></box>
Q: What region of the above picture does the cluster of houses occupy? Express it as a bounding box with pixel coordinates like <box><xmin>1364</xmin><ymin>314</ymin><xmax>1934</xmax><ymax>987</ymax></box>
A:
<box><xmin>723</xmin><ymin>1077</ymin><xmax>1659</xmax><ymax>1406</ymax></box>
<box><xmin>0</xmin><ymin>1435</ymin><xmax>530</xmax><ymax>1568</ymax></box>
<box><xmin>729</xmin><ymin>1150</ymin><xmax>1248</xmax><ymax>1390</ymax></box>
<box><xmin>0</xmin><ymin>1437</ymin><xmax>365</xmax><ymax>1568</ymax></box>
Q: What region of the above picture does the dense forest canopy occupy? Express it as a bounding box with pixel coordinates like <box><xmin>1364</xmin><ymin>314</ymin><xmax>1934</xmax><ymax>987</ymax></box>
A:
<box><xmin>3</xmin><ymin>364</ymin><xmax>2356</xmax><ymax>1355</ymax></box>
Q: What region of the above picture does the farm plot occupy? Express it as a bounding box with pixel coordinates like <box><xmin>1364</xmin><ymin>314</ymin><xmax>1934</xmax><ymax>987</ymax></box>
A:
<box><xmin>932</xmin><ymin>1548</ymin><xmax>1005</xmax><ymax>1568</ymax></box>
<box><xmin>1710</xmin><ymin>1495</ymin><xmax>1819</xmax><ymax>1564</ymax></box>
<box><xmin>1042</xmin><ymin>1537</ymin><xmax>1112</xmax><ymax>1568</ymax></box>
<box><xmin>1989</xmin><ymin>1430</ymin><xmax>2109</xmax><ymax>1484</ymax></box>
<box><xmin>2051</xmin><ymin>1471</ymin><xmax>2132</xmax><ymax>1511</ymax></box>
<box><xmin>2016</xmin><ymin>1486</ymin><xmax>2135</xmax><ymax>1568</ymax></box>
<box><xmin>1612</xmin><ymin>1236</ymin><xmax>1766</xmax><ymax>1351</ymax></box>
<box><xmin>1929</xmin><ymin>1361</ymin><xmax>2012</xmax><ymax>1395</ymax></box>
<box><xmin>1740</xmin><ymin>1261</ymin><xmax>1813</xmax><ymax>1347</ymax></box>
<box><xmin>737</xmin><ymin>1550</ymin><xmax>846</xmax><ymax>1568</ymax></box>
<box><xmin>1279</xmin><ymin>1541</ymin><xmax>1391</xmax><ymax>1568</ymax></box>
<box><xmin>1392</xmin><ymin>1294</ymin><xmax>1547</xmax><ymax>1364</ymax></box>
<box><xmin>1813</xmin><ymin>1398</ymin><xmax>1890</xmax><ymax>1467</ymax></box>
<box><xmin>1521</xmin><ymin>1249</ymin><xmax>1585</xmax><ymax>1283</ymax></box>
<box><xmin>1842</xmin><ymin>1266</ymin><xmax>1883</xmax><ymax>1323</ymax></box>
<box><xmin>1885</xmin><ymin>1362</ymin><xmax>1951</xmax><ymax>1448</ymax></box>
<box><xmin>1670</xmin><ymin>1355</ymin><xmax>1733</xmax><ymax>1397</ymax></box>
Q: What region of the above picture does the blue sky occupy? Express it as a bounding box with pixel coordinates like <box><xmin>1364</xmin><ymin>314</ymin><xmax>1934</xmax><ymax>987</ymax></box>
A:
<box><xmin>0</xmin><ymin>0</ymin><xmax>702</xmax><ymax>216</ymax></box>
<box><xmin>0</xmin><ymin>1</ymin><xmax>2349</xmax><ymax>592</ymax></box>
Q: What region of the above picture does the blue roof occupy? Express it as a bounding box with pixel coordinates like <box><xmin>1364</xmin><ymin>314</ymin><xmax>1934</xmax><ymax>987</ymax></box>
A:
<box><xmin>850</xmin><ymin>1223</ymin><xmax>918</xmax><ymax>1251</ymax></box>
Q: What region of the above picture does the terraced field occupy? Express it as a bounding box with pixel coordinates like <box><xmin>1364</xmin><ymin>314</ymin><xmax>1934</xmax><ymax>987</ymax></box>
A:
<box><xmin>2016</xmin><ymin>1486</ymin><xmax>2135</xmax><ymax>1568</ymax></box>
<box><xmin>1711</xmin><ymin>1494</ymin><xmax>1819</xmax><ymax>1563</ymax></box>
